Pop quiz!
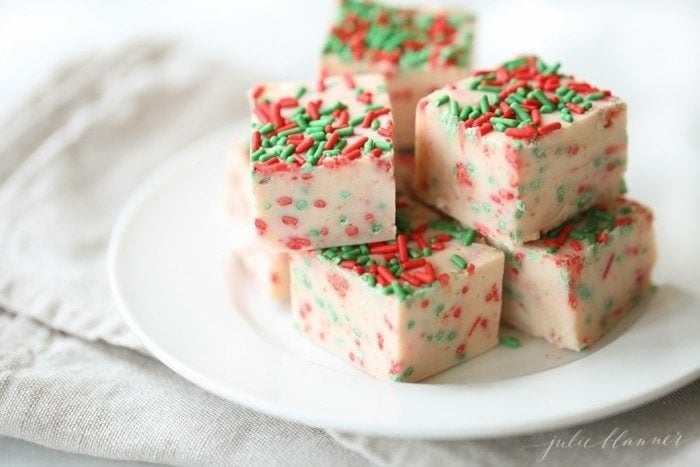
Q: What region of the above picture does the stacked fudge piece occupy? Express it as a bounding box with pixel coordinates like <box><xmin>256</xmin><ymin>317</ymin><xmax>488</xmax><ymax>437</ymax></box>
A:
<box><xmin>290</xmin><ymin>191</ymin><xmax>504</xmax><ymax>382</ymax></box>
<box><xmin>227</xmin><ymin>0</ymin><xmax>656</xmax><ymax>381</ymax></box>
<box><xmin>321</xmin><ymin>0</ymin><xmax>475</xmax><ymax>149</ymax></box>
<box><xmin>413</xmin><ymin>55</ymin><xmax>656</xmax><ymax>350</ymax></box>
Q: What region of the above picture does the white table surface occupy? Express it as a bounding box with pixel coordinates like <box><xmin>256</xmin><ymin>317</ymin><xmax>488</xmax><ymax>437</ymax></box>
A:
<box><xmin>1</xmin><ymin>0</ymin><xmax>697</xmax><ymax>464</ymax></box>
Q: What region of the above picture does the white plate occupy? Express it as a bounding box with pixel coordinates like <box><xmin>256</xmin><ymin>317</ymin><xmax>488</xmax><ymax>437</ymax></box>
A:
<box><xmin>108</xmin><ymin>128</ymin><xmax>700</xmax><ymax>439</ymax></box>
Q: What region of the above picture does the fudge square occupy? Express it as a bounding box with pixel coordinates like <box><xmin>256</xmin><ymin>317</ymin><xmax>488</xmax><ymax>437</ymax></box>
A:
<box><xmin>229</xmin><ymin>142</ymin><xmax>415</xmax><ymax>302</ymax></box>
<box><xmin>289</xmin><ymin>195</ymin><xmax>504</xmax><ymax>382</ymax></box>
<box><xmin>502</xmin><ymin>197</ymin><xmax>656</xmax><ymax>351</ymax></box>
<box><xmin>249</xmin><ymin>73</ymin><xmax>396</xmax><ymax>252</ymax></box>
<box><xmin>414</xmin><ymin>56</ymin><xmax>628</xmax><ymax>248</ymax></box>
<box><xmin>227</xmin><ymin>141</ymin><xmax>290</xmax><ymax>301</ymax></box>
<box><xmin>321</xmin><ymin>0</ymin><xmax>475</xmax><ymax>150</ymax></box>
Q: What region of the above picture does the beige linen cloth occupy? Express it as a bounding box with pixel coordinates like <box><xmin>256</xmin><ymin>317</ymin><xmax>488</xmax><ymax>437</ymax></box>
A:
<box><xmin>0</xmin><ymin>40</ymin><xmax>697</xmax><ymax>466</ymax></box>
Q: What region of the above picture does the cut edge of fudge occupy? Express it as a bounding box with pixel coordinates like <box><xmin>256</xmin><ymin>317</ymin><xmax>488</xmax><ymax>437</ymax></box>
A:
<box><xmin>501</xmin><ymin>196</ymin><xmax>656</xmax><ymax>350</ymax></box>
<box><xmin>289</xmin><ymin>194</ymin><xmax>505</xmax><ymax>382</ymax></box>
<box><xmin>226</xmin><ymin>140</ymin><xmax>291</xmax><ymax>302</ymax></box>
<box><xmin>247</xmin><ymin>73</ymin><xmax>398</xmax><ymax>252</ymax></box>
<box><xmin>413</xmin><ymin>55</ymin><xmax>628</xmax><ymax>248</ymax></box>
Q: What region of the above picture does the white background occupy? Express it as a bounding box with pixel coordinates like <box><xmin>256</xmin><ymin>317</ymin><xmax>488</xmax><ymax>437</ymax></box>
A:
<box><xmin>0</xmin><ymin>0</ymin><xmax>698</xmax><ymax>464</ymax></box>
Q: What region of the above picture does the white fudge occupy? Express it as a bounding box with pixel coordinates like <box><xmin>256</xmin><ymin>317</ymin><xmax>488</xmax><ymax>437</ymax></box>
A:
<box><xmin>321</xmin><ymin>0</ymin><xmax>475</xmax><ymax>149</ymax></box>
<box><xmin>289</xmin><ymin>195</ymin><xmax>504</xmax><ymax>382</ymax></box>
<box><xmin>414</xmin><ymin>56</ymin><xmax>627</xmax><ymax>248</ymax></box>
<box><xmin>502</xmin><ymin>197</ymin><xmax>656</xmax><ymax>350</ymax></box>
<box><xmin>249</xmin><ymin>73</ymin><xmax>396</xmax><ymax>252</ymax></box>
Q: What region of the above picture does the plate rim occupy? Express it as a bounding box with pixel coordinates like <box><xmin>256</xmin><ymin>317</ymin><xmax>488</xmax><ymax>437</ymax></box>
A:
<box><xmin>107</xmin><ymin>136</ymin><xmax>700</xmax><ymax>439</ymax></box>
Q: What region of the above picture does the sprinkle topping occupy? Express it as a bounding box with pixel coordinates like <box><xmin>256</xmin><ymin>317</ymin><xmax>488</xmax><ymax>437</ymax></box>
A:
<box><xmin>323</xmin><ymin>0</ymin><xmax>474</xmax><ymax>71</ymax></box>
<box><xmin>436</xmin><ymin>56</ymin><xmax>614</xmax><ymax>140</ymax></box>
<box><xmin>249</xmin><ymin>75</ymin><xmax>393</xmax><ymax>174</ymax></box>
<box><xmin>542</xmin><ymin>200</ymin><xmax>635</xmax><ymax>253</ymax></box>
<box><xmin>317</xmin><ymin>207</ymin><xmax>478</xmax><ymax>300</ymax></box>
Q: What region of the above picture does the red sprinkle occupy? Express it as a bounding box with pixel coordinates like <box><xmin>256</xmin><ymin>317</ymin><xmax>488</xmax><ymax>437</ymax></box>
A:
<box><xmin>614</xmin><ymin>216</ymin><xmax>633</xmax><ymax>227</ymax></box>
<box><xmin>370</xmin><ymin>244</ymin><xmax>399</xmax><ymax>254</ymax></box>
<box><xmin>537</xmin><ymin>121</ymin><xmax>562</xmax><ymax>137</ymax></box>
<box><xmin>343</xmin><ymin>136</ymin><xmax>368</xmax><ymax>154</ymax></box>
<box><xmin>324</xmin><ymin>132</ymin><xmax>340</xmax><ymax>150</ymax></box>
<box><xmin>251</xmin><ymin>85</ymin><xmax>265</xmax><ymax>100</ymax></box>
<box><xmin>602</xmin><ymin>253</ymin><xmax>615</xmax><ymax>279</ymax></box>
<box><xmin>295</xmin><ymin>137</ymin><xmax>315</xmax><ymax>154</ymax></box>
<box><xmin>566</xmin><ymin>103</ymin><xmax>585</xmax><ymax>114</ymax></box>
<box><xmin>376</xmin><ymin>265</ymin><xmax>396</xmax><ymax>283</ymax></box>
<box><xmin>251</xmin><ymin>131</ymin><xmax>262</xmax><ymax>151</ymax></box>
<box><xmin>505</xmin><ymin>126</ymin><xmax>537</xmax><ymax>139</ymax></box>
<box><xmin>402</xmin><ymin>258</ymin><xmax>426</xmax><ymax>270</ymax></box>
<box><xmin>397</xmin><ymin>234</ymin><xmax>409</xmax><ymax>263</ymax></box>
<box><xmin>281</xmin><ymin>215</ymin><xmax>298</xmax><ymax>227</ymax></box>
<box><xmin>254</xmin><ymin>218</ymin><xmax>267</xmax><ymax>233</ymax></box>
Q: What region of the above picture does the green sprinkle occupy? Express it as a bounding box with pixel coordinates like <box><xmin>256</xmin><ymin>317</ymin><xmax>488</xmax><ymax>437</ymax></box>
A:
<box><xmin>336</xmin><ymin>126</ymin><xmax>354</xmax><ymax>137</ymax></box>
<box><xmin>490</xmin><ymin>117</ymin><xmax>518</xmax><ymax>127</ymax></box>
<box><xmin>435</xmin><ymin>94</ymin><xmax>450</xmax><ymax>106</ymax></box>
<box><xmin>391</xmin><ymin>281</ymin><xmax>406</xmax><ymax>300</ymax></box>
<box><xmin>259</xmin><ymin>122</ymin><xmax>274</xmax><ymax>134</ymax></box>
<box><xmin>450</xmin><ymin>99</ymin><xmax>460</xmax><ymax>116</ymax></box>
<box><xmin>500</xmin><ymin>336</ymin><xmax>521</xmax><ymax>348</ymax></box>
<box><xmin>532</xmin><ymin>89</ymin><xmax>553</xmax><ymax>107</ymax></box>
<box><xmin>479</xmin><ymin>95</ymin><xmax>490</xmax><ymax>114</ymax></box>
<box><xmin>251</xmin><ymin>148</ymin><xmax>266</xmax><ymax>161</ymax></box>
<box><xmin>278</xmin><ymin>127</ymin><xmax>302</xmax><ymax>137</ymax></box>
<box><xmin>349</xmin><ymin>115</ymin><xmax>365</xmax><ymax>126</ymax></box>
<box><xmin>477</xmin><ymin>84</ymin><xmax>501</xmax><ymax>93</ymax></box>
<box><xmin>462</xmin><ymin>229</ymin><xmax>476</xmax><ymax>246</ymax></box>
<box><xmin>587</xmin><ymin>91</ymin><xmax>605</xmax><ymax>101</ymax></box>
<box><xmin>374</xmin><ymin>139</ymin><xmax>392</xmax><ymax>151</ymax></box>
<box><xmin>294</xmin><ymin>86</ymin><xmax>306</xmax><ymax>99</ymax></box>
<box><xmin>510</xmin><ymin>102</ymin><xmax>531</xmax><ymax>122</ymax></box>
<box><xmin>450</xmin><ymin>254</ymin><xmax>467</xmax><ymax>269</ymax></box>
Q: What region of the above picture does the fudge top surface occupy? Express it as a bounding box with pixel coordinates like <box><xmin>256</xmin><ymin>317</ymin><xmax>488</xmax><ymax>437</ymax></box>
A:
<box><xmin>313</xmin><ymin>193</ymin><xmax>503</xmax><ymax>301</ymax></box>
<box><xmin>248</xmin><ymin>73</ymin><xmax>394</xmax><ymax>175</ymax></box>
<box><xmin>322</xmin><ymin>0</ymin><xmax>475</xmax><ymax>72</ymax></box>
<box><xmin>422</xmin><ymin>55</ymin><xmax>625</xmax><ymax>144</ymax></box>
<box><xmin>510</xmin><ymin>197</ymin><xmax>653</xmax><ymax>258</ymax></box>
